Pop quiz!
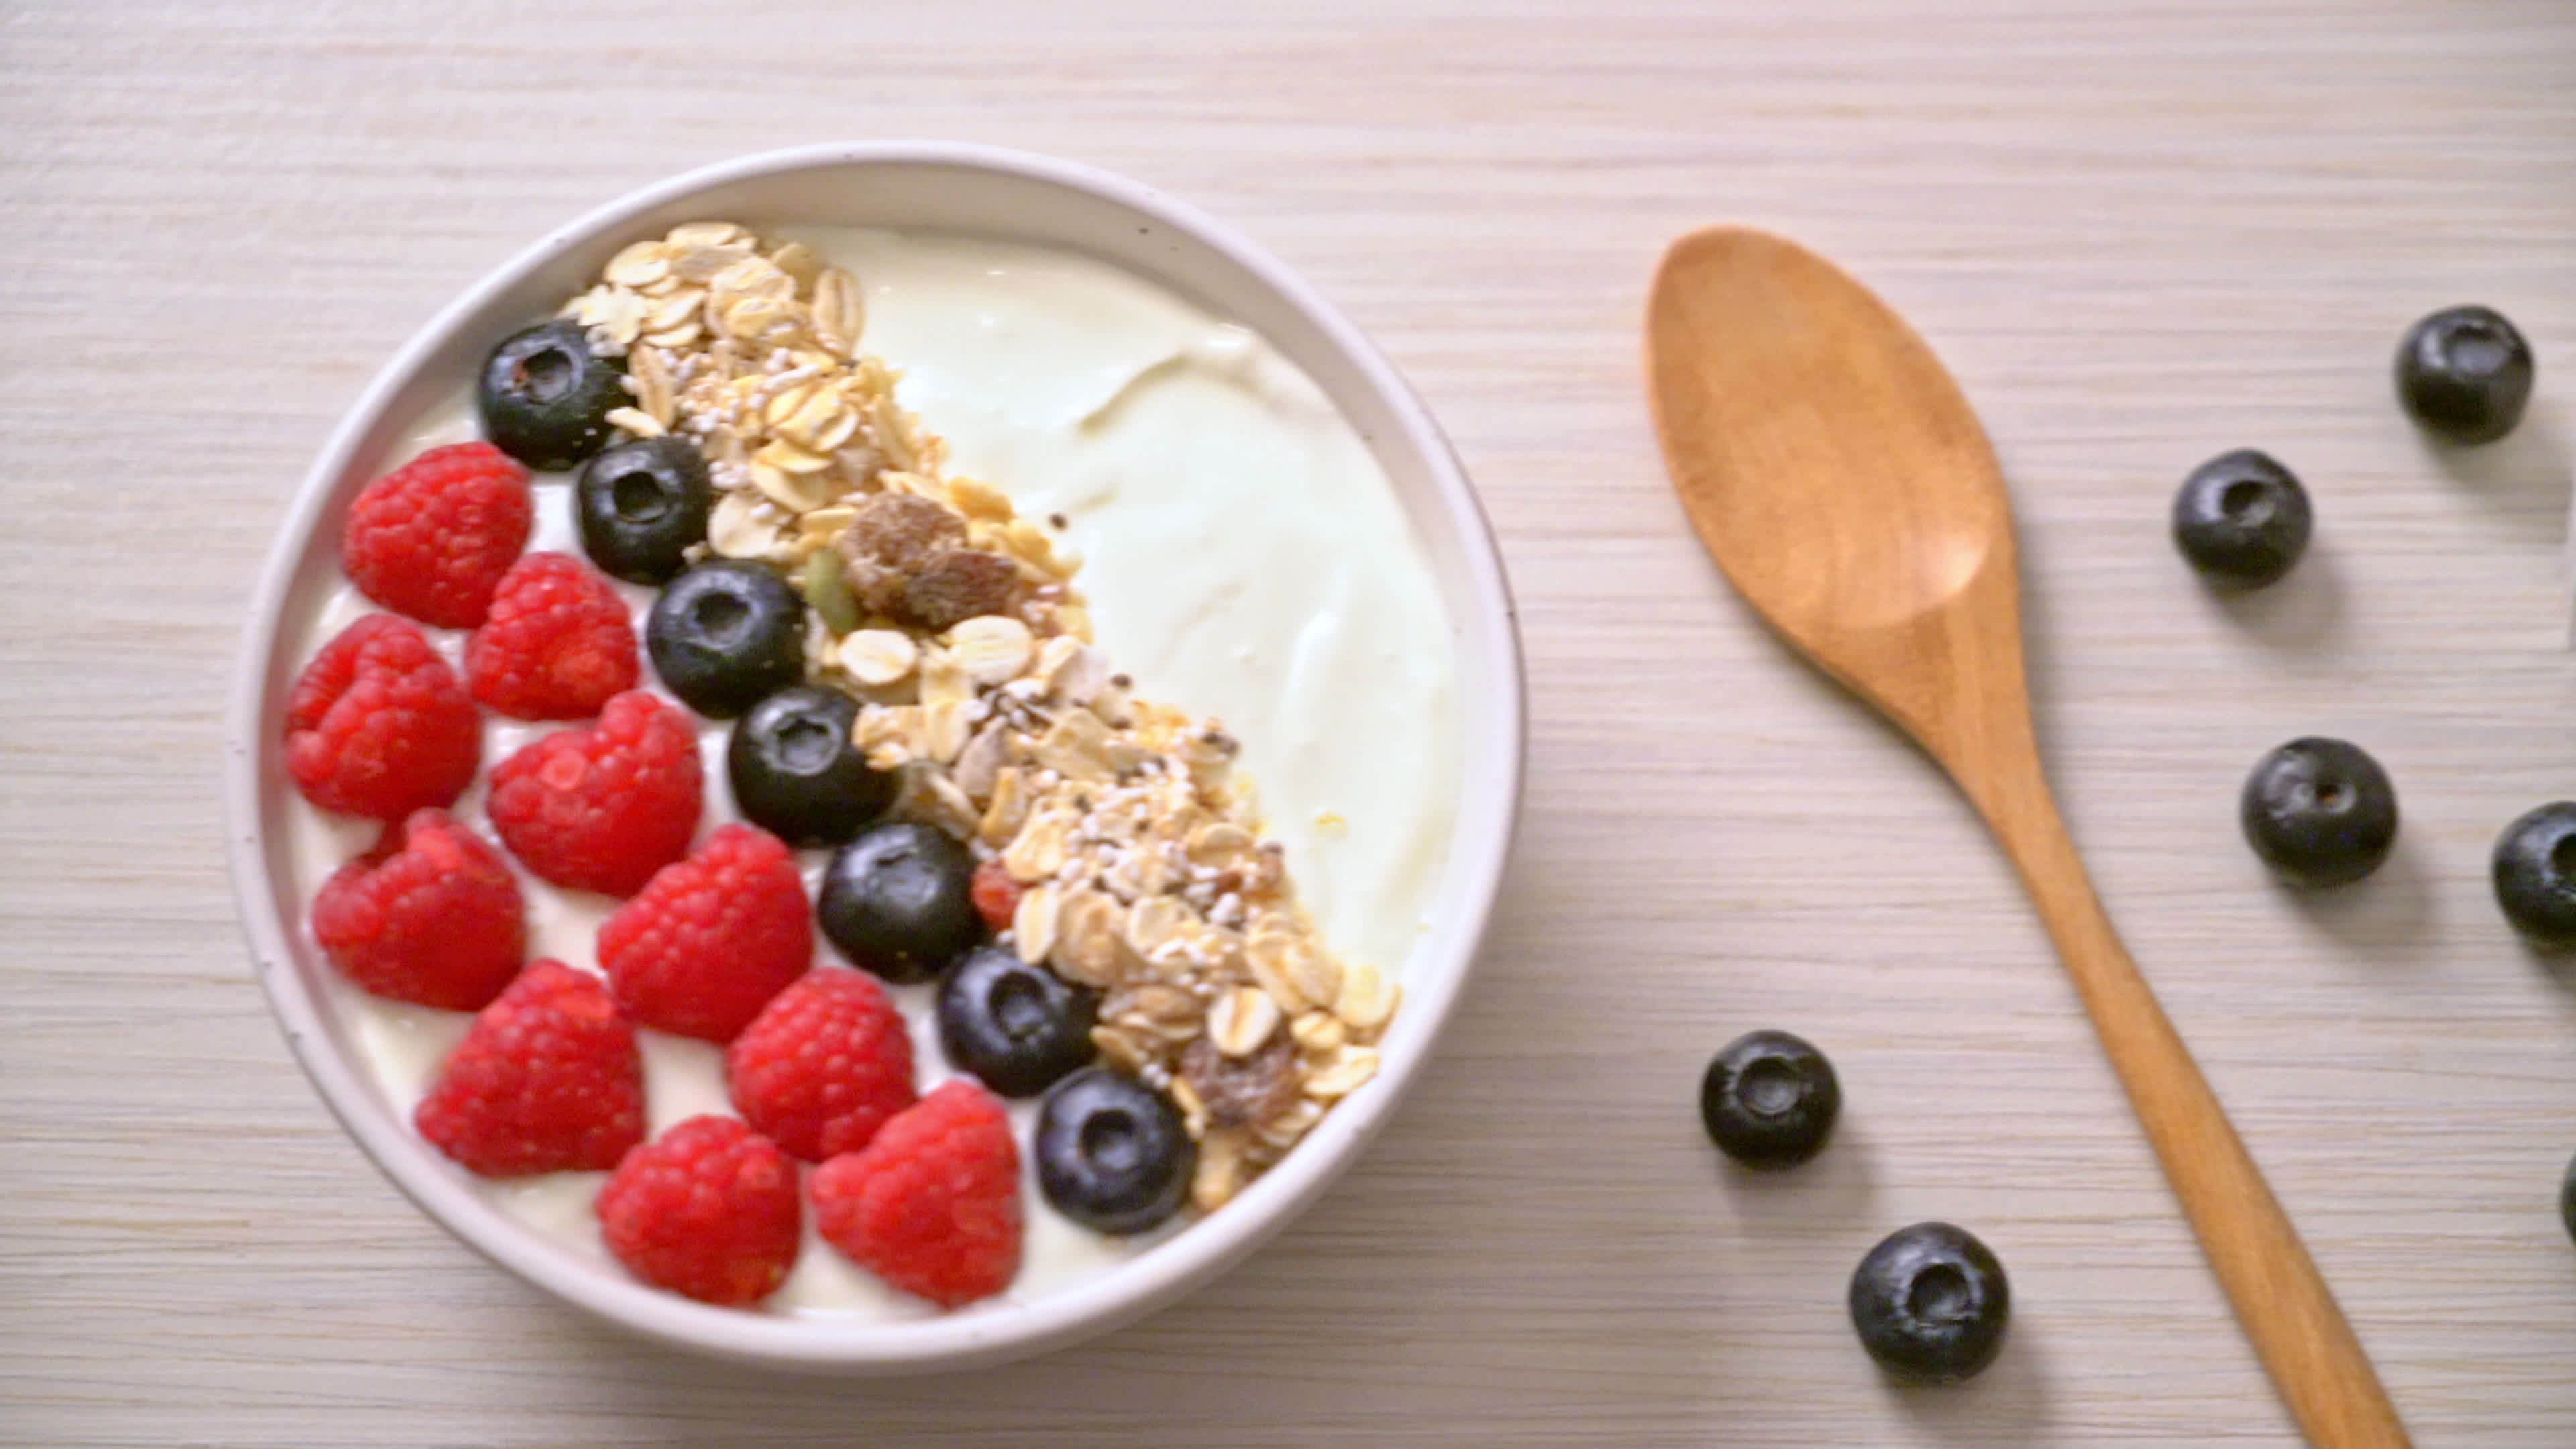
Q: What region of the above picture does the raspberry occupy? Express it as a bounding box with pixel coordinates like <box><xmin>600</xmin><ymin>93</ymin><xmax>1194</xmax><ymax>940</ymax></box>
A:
<box><xmin>464</xmin><ymin>553</ymin><xmax>638</xmax><ymax>720</ymax></box>
<box><xmin>596</xmin><ymin>1116</ymin><xmax>802</xmax><ymax>1307</ymax></box>
<box><xmin>415</xmin><ymin>961</ymin><xmax>645</xmax><ymax>1177</ymax></box>
<box><xmin>487</xmin><ymin>690</ymin><xmax>701</xmax><ymax>896</ymax></box>
<box><xmin>311</xmin><ymin>809</ymin><xmax>524</xmax><ymax>1010</ymax></box>
<box><xmin>341</xmin><ymin>441</ymin><xmax>533</xmax><ymax>629</ymax></box>
<box><xmin>968</xmin><ymin>856</ymin><xmax>1021</xmax><ymax>935</ymax></box>
<box><xmin>598</xmin><ymin>824</ymin><xmax>812</xmax><ymax>1042</ymax></box>
<box><xmin>727</xmin><ymin>970</ymin><xmax>916</xmax><ymax>1161</ymax></box>
<box><xmin>286</xmin><ymin>614</ymin><xmax>481</xmax><ymax>822</ymax></box>
<box><xmin>809</xmin><ymin>1079</ymin><xmax>1020</xmax><ymax>1307</ymax></box>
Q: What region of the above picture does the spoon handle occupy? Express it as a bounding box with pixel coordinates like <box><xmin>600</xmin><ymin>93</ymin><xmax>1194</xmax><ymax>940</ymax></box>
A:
<box><xmin>1971</xmin><ymin>749</ymin><xmax>2411</xmax><ymax>1448</ymax></box>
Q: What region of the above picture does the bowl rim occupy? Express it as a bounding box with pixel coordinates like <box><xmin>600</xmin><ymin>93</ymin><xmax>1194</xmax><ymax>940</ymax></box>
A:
<box><xmin>223</xmin><ymin>140</ymin><xmax>1525</xmax><ymax>1373</ymax></box>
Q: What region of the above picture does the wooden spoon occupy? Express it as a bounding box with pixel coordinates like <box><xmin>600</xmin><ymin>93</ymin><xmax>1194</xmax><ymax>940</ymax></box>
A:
<box><xmin>1645</xmin><ymin>226</ymin><xmax>2408</xmax><ymax>1448</ymax></box>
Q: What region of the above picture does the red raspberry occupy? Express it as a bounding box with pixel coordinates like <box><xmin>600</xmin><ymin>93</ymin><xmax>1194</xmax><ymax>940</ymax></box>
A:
<box><xmin>596</xmin><ymin>1115</ymin><xmax>802</xmax><ymax>1307</ymax></box>
<box><xmin>464</xmin><ymin>553</ymin><xmax>638</xmax><ymax>720</ymax></box>
<box><xmin>809</xmin><ymin>1079</ymin><xmax>1020</xmax><ymax>1307</ymax></box>
<box><xmin>598</xmin><ymin>824</ymin><xmax>812</xmax><ymax>1042</ymax></box>
<box><xmin>968</xmin><ymin>856</ymin><xmax>1021</xmax><ymax>936</ymax></box>
<box><xmin>487</xmin><ymin>690</ymin><xmax>701</xmax><ymax>896</ymax></box>
<box><xmin>415</xmin><ymin>961</ymin><xmax>645</xmax><ymax>1177</ymax></box>
<box><xmin>727</xmin><ymin>969</ymin><xmax>916</xmax><ymax>1161</ymax></box>
<box><xmin>311</xmin><ymin>808</ymin><xmax>525</xmax><ymax>1010</ymax></box>
<box><xmin>286</xmin><ymin>614</ymin><xmax>481</xmax><ymax>821</ymax></box>
<box><xmin>341</xmin><ymin>441</ymin><xmax>533</xmax><ymax>629</ymax></box>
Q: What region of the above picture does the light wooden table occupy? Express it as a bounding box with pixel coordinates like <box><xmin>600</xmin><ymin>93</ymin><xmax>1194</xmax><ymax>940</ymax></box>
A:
<box><xmin>4</xmin><ymin>2</ymin><xmax>2571</xmax><ymax>1444</ymax></box>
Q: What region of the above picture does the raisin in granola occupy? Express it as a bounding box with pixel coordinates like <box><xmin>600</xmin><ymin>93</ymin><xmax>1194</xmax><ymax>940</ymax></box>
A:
<box><xmin>906</xmin><ymin>548</ymin><xmax>1026</xmax><ymax>631</ymax></box>
<box><xmin>837</xmin><ymin>492</ymin><xmax>967</xmax><ymax>617</ymax></box>
<box><xmin>1179</xmin><ymin>1032</ymin><xmax>1299</xmax><ymax>1132</ymax></box>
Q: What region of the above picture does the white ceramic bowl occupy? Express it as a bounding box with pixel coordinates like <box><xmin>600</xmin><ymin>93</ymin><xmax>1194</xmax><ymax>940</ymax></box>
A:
<box><xmin>223</xmin><ymin>142</ymin><xmax>1524</xmax><ymax>1373</ymax></box>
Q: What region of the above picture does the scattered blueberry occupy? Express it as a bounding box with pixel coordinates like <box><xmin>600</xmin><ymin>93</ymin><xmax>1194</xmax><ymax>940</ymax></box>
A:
<box><xmin>2171</xmin><ymin>449</ymin><xmax>2313</xmax><ymax>588</ymax></box>
<box><xmin>2241</xmin><ymin>737</ymin><xmax>2399</xmax><ymax>888</ymax></box>
<box><xmin>2492</xmin><ymin>802</ymin><xmax>2576</xmax><ymax>949</ymax></box>
<box><xmin>645</xmin><ymin>561</ymin><xmax>806</xmax><ymax>719</ymax></box>
<box><xmin>1036</xmin><ymin>1067</ymin><xmax>1194</xmax><ymax>1234</ymax></box>
<box><xmin>576</xmin><ymin>437</ymin><xmax>713</xmax><ymax>585</ymax></box>
<box><xmin>2561</xmin><ymin>1152</ymin><xmax>2575</xmax><ymax>1247</ymax></box>
<box><xmin>726</xmin><ymin>685</ymin><xmax>894</xmax><ymax>847</ymax></box>
<box><xmin>938</xmin><ymin>944</ymin><xmax>1099</xmax><ymax>1098</ymax></box>
<box><xmin>1849</xmin><ymin>1222</ymin><xmax>2011</xmax><ymax>1383</ymax></box>
<box><xmin>1700</xmin><ymin>1029</ymin><xmax>1840</xmax><ymax>1169</ymax></box>
<box><xmin>2396</xmin><ymin>305</ymin><xmax>2535</xmax><ymax>445</ymax></box>
<box><xmin>475</xmin><ymin>319</ymin><xmax>629</xmax><ymax>471</ymax></box>
<box><xmin>818</xmin><ymin>822</ymin><xmax>980</xmax><ymax>984</ymax></box>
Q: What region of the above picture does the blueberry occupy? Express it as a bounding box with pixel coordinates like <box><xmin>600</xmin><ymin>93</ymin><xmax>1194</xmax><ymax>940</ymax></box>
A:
<box><xmin>1699</xmin><ymin>1029</ymin><xmax>1839</xmax><ymax>1169</ymax></box>
<box><xmin>2396</xmin><ymin>305</ymin><xmax>2534</xmax><ymax>445</ymax></box>
<box><xmin>2492</xmin><ymin>802</ymin><xmax>2576</xmax><ymax>949</ymax></box>
<box><xmin>818</xmin><ymin>822</ymin><xmax>980</xmax><ymax>984</ymax></box>
<box><xmin>938</xmin><ymin>943</ymin><xmax>1099</xmax><ymax>1098</ymax></box>
<box><xmin>576</xmin><ymin>437</ymin><xmax>712</xmax><ymax>585</ymax></box>
<box><xmin>1849</xmin><ymin>1222</ymin><xmax>2010</xmax><ymax>1383</ymax></box>
<box><xmin>2241</xmin><ymin>737</ymin><xmax>2398</xmax><ymax>888</ymax></box>
<box><xmin>475</xmin><ymin>320</ymin><xmax>629</xmax><ymax>471</ymax></box>
<box><xmin>726</xmin><ymin>685</ymin><xmax>895</xmax><ymax>847</ymax></box>
<box><xmin>1035</xmin><ymin>1067</ymin><xmax>1194</xmax><ymax>1234</ymax></box>
<box><xmin>645</xmin><ymin>561</ymin><xmax>806</xmax><ymax>720</ymax></box>
<box><xmin>2561</xmin><ymin>1152</ymin><xmax>2575</xmax><ymax>1247</ymax></box>
<box><xmin>2171</xmin><ymin>449</ymin><xmax>2313</xmax><ymax>588</ymax></box>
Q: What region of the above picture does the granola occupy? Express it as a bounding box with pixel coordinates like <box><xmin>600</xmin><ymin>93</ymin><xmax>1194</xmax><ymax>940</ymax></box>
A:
<box><xmin>561</xmin><ymin>221</ymin><xmax>1397</xmax><ymax>1213</ymax></box>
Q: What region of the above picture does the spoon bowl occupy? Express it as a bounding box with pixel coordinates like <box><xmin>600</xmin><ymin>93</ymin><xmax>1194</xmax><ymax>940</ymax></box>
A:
<box><xmin>1652</xmin><ymin>228</ymin><xmax>2004</xmax><ymax>631</ymax></box>
<box><xmin>1646</xmin><ymin>225</ymin><xmax>2409</xmax><ymax>1447</ymax></box>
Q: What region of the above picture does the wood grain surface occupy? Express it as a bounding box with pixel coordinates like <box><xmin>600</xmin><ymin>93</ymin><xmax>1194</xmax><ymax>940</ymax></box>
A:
<box><xmin>3</xmin><ymin>1</ymin><xmax>2572</xmax><ymax>1444</ymax></box>
<box><xmin>1648</xmin><ymin>225</ymin><xmax>2412</xmax><ymax>1444</ymax></box>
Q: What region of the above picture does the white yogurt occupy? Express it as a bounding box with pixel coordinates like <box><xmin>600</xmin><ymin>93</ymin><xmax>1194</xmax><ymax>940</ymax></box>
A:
<box><xmin>282</xmin><ymin>230</ymin><xmax>1458</xmax><ymax>1318</ymax></box>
